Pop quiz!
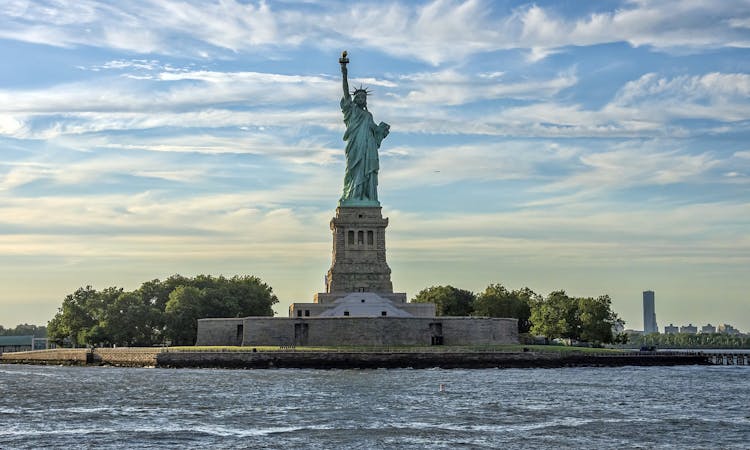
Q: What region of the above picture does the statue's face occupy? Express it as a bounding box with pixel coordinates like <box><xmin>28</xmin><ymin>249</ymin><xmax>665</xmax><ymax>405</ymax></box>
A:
<box><xmin>354</xmin><ymin>92</ymin><xmax>367</xmax><ymax>107</ymax></box>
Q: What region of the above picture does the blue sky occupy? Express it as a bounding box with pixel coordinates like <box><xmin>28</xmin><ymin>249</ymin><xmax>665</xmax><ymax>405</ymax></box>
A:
<box><xmin>1</xmin><ymin>0</ymin><xmax>749</xmax><ymax>332</ymax></box>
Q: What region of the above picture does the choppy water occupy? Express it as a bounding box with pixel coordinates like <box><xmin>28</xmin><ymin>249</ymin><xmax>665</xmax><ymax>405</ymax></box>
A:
<box><xmin>1</xmin><ymin>364</ymin><xmax>748</xmax><ymax>449</ymax></box>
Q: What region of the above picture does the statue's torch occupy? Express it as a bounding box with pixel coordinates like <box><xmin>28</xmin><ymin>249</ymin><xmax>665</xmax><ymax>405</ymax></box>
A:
<box><xmin>339</xmin><ymin>50</ymin><xmax>349</xmax><ymax>67</ymax></box>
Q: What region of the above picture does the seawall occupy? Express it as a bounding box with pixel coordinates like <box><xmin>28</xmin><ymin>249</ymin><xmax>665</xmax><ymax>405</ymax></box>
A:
<box><xmin>0</xmin><ymin>348</ymin><xmax>91</xmax><ymax>365</ymax></box>
<box><xmin>2</xmin><ymin>348</ymin><xmax>712</xmax><ymax>369</ymax></box>
<box><xmin>1</xmin><ymin>348</ymin><xmax>160</xmax><ymax>367</ymax></box>
<box><xmin>158</xmin><ymin>351</ymin><xmax>710</xmax><ymax>369</ymax></box>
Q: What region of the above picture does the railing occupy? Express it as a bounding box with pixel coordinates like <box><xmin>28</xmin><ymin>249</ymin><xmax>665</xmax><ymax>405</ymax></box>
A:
<box><xmin>703</xmin><ymin>353</ymin><xmax>750</xmax><ymax>365</ymax></box>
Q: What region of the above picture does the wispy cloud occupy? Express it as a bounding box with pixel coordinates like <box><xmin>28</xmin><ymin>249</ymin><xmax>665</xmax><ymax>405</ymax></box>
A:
<box><xmin>2</xmin><ymin>1</ymin><xmax>748</xmax><ymax>64</ymax></box>
<box><xmin>394</xmin><ymin>69</ymin><xmax>578</xmax><ymax>106</ymax></box>
<box><xmin>5</xmin><ymin>66</ymin><xmax>747</xmax><ymax>144</ymax></box>
<box><xmin>517</xmin><ymin>0</ymin><xmax>750</xmax><ymax>57</ymax></box>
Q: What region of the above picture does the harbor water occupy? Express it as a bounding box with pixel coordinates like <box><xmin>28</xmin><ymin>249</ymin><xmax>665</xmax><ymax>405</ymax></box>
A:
<box><xmin>1</xmin><ymin>364</ymin><xmax>748</xmax><ymax>449</ymax></box>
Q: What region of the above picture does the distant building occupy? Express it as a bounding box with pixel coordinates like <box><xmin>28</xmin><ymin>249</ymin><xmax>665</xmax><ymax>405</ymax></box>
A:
<box><xmin>700</xmin><ymin>324</ymin><xmax>716</xmax><ymax>334</ymax></box>
<box><xmin>643</xmin><ymin>291</ymin><xmax>658</xmax><ymax>334</ymax></box>
<box><xmin>680</xmin><ymin>324</ymin><xmax>698</xmax><ymax>334</ymax></box>
<box><xmin>624</xmin><ymin>329</ymin><xmax>643</xmax><ymax>336</ymax></box>
<box><xmin>0</xmin><ymin>335</ymin><xmax>33</xmax><ymax>353</ymax></box>
<box><xmin>718</xmin><ymin>324</ymin><xmax>740</xmax><ymax>335</ymax></box>
<box><xmin>664</xmin><ymin>324</ymin><xmax>679</xmax><ymax>334</ymax></box>
<box><xmin>0</xmin><ymin>336</ymin><xmax>49</xmax><ymax>354</ymax></box>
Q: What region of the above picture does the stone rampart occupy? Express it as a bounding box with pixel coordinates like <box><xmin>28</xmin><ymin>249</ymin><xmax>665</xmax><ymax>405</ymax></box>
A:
<box><xmin>93</xmin><ymin>348</ymin><xmax>160</xmax><ymax>366</ymax></box>
<box><xmin>440</xmin><ymin>318</ymin><xmax>517</xmax><ymax>345</ymax></box>
<box><xmin>1</xmin><ymin>348</ymin><xmax>161</xmax><ymax>366</ymax></box>
<box><xmin>1</xmin><ymin>348</ymin><xmax>90</xmax><ymax>364</ymax></box>
<box><xmin>196</xmin><ymin>318</ymin><xmax>244</xmax><ymax>346</ymax></box>
<box><xmin>209</xmin><ymin>316</ymin><xmax>519</xmax><ymax>347</ymax></box>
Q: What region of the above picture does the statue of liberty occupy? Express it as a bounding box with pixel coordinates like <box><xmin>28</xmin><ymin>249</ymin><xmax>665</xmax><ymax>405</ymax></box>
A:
<box><xmin>338</xmin><ymin>51</ymin><xmax>390</xmax><ymax>206</ymax></box>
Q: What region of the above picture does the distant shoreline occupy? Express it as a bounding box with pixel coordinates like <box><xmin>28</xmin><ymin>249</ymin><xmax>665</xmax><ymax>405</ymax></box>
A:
<box><xmin>0</xmin><ymin>347</ymin><xmax>718</xmax><ymax>369</ymax></box>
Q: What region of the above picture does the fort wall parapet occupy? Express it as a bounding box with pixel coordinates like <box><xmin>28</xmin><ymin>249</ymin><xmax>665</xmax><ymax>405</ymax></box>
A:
<box><xmin>197</xmin><ymin>316</ymin><xmax>519</xmax><ymax>347</ymax></box>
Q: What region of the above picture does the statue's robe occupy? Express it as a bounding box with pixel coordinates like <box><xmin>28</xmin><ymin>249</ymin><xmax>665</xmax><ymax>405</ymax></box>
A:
<box><xmin>340</xmin><ymin>96</ymin><xmax>388</xmax><ymax>204</ymax></box>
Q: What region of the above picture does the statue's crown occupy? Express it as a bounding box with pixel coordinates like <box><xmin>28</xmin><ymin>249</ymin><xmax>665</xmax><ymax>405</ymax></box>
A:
<box><xmin>351</xmin><ymin>85</ymin><xmax>371</xmax><ymax>96</ymax></box>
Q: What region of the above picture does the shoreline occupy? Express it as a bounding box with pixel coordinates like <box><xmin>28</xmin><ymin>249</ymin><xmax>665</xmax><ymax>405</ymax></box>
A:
<box><xmin>0</xmin><ymin>348</ymin><xmax>719</xmax><ymax>369</ymax></box>
<box><xmin>158</xmin><ymin>351</ymin><xmax>712</xmax><ymax>369</ymax></box>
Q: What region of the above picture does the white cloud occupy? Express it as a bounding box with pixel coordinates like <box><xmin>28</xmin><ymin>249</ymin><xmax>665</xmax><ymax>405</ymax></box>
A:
<box><xmin>89</xmin><ymin>59</ymin><xmax>162</xmax><ymax>71</ymax></box>
<box><xmin>391</xmin><ymin>199</ymin><xmax>750</xmax><ymax>248</ymax></box>
<box><xmin>478</xmin><ymin>72</ymin><xmax>750</xmax><ymax>138</ymax></box>
<box><xmin>729</xmin><ymin>17</ymin><xmax>750</xmax><ymax>29</ymax></box>
<box><xmin>2</xmin><ymin>185</ymin><xmax>748</xmax><ymax>267</ymax></box>
<box><xmin>0</xmin><ymin>0</ymin><xmax>282</xmax><ymax>56</ymax></box>
<box><xmin>0</xmin><ymin>71</ymin><xmax>338</xmax><ymax>115</ymax></box>
<box><xmin>614</xmin><ymin>73</ymin><xmax>750</xmax><ymax>106</ymax></box>
<box><xmin>3</xmin><ymin>1</ymin><xmax>746</xmax><ymax>65</ymax></box>
<box><xmin>2</xmin><ymin>64</ymin><xmax>748</xmax><ymax>147</ymax></box>
<box><xmin>575</xmin><ymin>148</ymin><xmax>719</xmax><ymax>186</ymax></box>
<box><xmin>394</xmin><ymin>69</ymin><xmax>577</xmax><ymax>106</ymax></box>
<box><xmin>0</xmin><ymin>114</ymin><xmax>26</xmax><ymax>135</ymax></box>
<box><xmin>331</xmin><ymin>0</ymin><xmax>501</xmax><ymax>65</ymax></box>
<box><xmin>381</xmin><ymin>141</ymin><xmax>566</xmax><ymax>190</ymax></box>
<box><xmin>517</xmin><ymin>0</ymin><xmax>750</xmax><ymax>58</ymax></box>
<box><xmin>0</xmin><ymin>151</ymin><xmax>204</xmax><ymax>192</ymax></box>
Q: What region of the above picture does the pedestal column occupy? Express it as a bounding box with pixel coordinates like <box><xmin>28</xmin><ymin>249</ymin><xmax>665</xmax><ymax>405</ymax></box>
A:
<box><xmin>325</xmin><ymin>206</ymin><xmax>394</xmax><ymax>294</ymax></box>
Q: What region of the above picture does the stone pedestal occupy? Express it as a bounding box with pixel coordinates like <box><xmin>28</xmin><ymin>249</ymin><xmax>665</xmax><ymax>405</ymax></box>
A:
<box><xmin>317</xmin><ymin>206</ymin><xmax>404</xmax><ymax>303</ymax></box>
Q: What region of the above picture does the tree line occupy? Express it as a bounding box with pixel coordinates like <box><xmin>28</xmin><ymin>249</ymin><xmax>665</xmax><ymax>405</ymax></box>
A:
<box><xmin>411</xmin><ymin>284</ymin><xmax>626</xmax><ymax>345</ymax></box>
<box><xmin>0</xmin><ymin>324</ymin><xmax>47</xmax><ymax>338</ymax></box>
<box><xmin>46</xmin><ymin>276</ymin><xmax>622</xmax><ymax>347</ymax></box>
<box><xmin>47</xmin><ymin>274</ymin><xmax>278</xmax><ymax>347</ymax></box>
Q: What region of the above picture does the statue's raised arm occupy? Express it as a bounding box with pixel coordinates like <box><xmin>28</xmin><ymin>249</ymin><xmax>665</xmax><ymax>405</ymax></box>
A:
<box><xmin>340</xmin><ymin>51</ymin><xmax>350</xmax><ymax>100</ymax></box>
<box><xmin>337</xmin><ymin>51</ymin><xmax>389</xmax><ymax>207</ymax></box>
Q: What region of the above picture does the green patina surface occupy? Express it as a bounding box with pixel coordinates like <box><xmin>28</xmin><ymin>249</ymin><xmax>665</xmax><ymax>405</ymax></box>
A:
<box><xmin>337</xmin><ymin>51</ymin><xmax>388</xmax><ymax>207</ymax></box>
<box><xmin>338</xmin><ymin>198</ymin><xmax>382</xmax><ymax>208</ymax></box>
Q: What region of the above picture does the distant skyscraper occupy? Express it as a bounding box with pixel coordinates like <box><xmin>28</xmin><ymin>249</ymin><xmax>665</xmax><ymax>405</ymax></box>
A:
<box><xmin>643</xmin><ymin>291</ymin><xmax>658</xmax><ymax>334</ymax></box>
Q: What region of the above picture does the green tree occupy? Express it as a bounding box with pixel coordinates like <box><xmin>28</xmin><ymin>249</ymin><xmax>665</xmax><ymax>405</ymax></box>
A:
<box><xmin>0</xmin><ymin>324</ymin><xmax>47</xmax><ymax>337</ymax></box>
<box><xmin>530</xmin><ymin>290</ymin><xmax>573</xmax><ymax>339</ymax></box>
<box><xmin>163</xmin><ymin>275</ymin><xmax>278</xmax><ymax>345</ymax></box>
<box><xmin>165</xmin><ymin>286</ymin><xmax>205</xmax><ymax>346</ymax></box>
<box><xmin>47</xmin><ymin>286</ymin><xmax>108</xmax><ymax>346</ymax></box>
<box><xmin>133</xmin><ymin>274</ymin><xmax>192</xmax><ymax>344</ymax></box>
<box><xmin>136</xmin><ymin>275</ymin><xmax>190</xmax><ymax>311</ymax></box>
<box><xmin>577</xmin><ymin>295</ymin><xmax>623</xmax><ymax>344</ymax></box>
<box><xmin>410</xmin><ymin>285</ymin><xmax>475</xmax><ymax>316</ymax></box>
<box><xmin>473</xmin><ymin>284</ymin><xmax>537</xmax><ymax>333</ymax></box>
<box><xmin>48</xmin><ymin>274</ymin><xmax>278</xmax><ymax>347</ymax></box>
<box><xmin>530</xmin><ymin>291</ymin><xmax>622</xmax><ymax>344</ymax></box>
<box><xmin>193</xmin><ymin>275</ymin><xmax>277</xmax><ymax>318</ymax></box>
<box><xmin>99</xmin><ymin>291</ymin><xmax>162</xmax><ymax>346</ymax></box>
